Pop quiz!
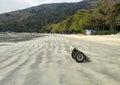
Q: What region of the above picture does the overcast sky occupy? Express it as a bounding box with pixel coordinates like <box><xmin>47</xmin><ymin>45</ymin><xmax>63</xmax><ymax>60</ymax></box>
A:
<box><xmin>0</xmin><ymin>0</ymin><xmax>82</xmax><ymax>14</ymax></box>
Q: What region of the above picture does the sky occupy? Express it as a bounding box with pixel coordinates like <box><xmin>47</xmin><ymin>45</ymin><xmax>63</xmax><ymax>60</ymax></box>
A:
<box><xmin>0</xmin><ymin>0</ymin><xmax>82</xmax><ymax>14</ymax></box>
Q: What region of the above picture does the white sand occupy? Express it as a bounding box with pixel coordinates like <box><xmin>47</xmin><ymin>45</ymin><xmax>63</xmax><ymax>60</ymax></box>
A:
<box><xmin>0</xmin><ymin>34</ymin><xmax>120</xmax><ymax>85</ymax></box>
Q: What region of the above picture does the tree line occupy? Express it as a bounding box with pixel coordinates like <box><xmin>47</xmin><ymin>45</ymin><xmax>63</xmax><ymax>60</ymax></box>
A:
<box><xmin>46</xmin><ymin>0</ymin><xmax>120</xmax><ymax>34</ymax></box>
<box><xmin>0</xmin><ymin>2</ymin><xmax>90</xmax><ymax>33</ymax></box>
<box><xmin>0</xmin><ymin>0</ymin><xmax>120</xmax><ymax>34</ymax></box>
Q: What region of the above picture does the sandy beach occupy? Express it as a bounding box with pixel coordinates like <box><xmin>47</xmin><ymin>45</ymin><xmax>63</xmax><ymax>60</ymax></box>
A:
<box><xmin>0</xmin><ymin>33</ymin><xmax>120</xmax><ymax>85</ymax></box>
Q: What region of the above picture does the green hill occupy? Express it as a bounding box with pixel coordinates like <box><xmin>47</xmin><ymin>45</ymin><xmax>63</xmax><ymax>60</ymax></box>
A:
<box><xmin>0</xmin><ymin>1</ymin><xmax>92</xmax><ymax>32</ymax></box>
<box><xmin>0</xmin><ymin>0</ymin><xmax>120</xmax><ymax>33</ymax></box>
<box><xmin>46</xmin><ymin>0</ymin><xmax>120</xmax><ymax>34</ymax></box>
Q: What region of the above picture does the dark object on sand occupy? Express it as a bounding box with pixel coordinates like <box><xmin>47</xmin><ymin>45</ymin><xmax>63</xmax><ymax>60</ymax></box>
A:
<box><xmin>71</xmin><ymin>48</ymin><xmax>90</xmax><ymax>63</ymax></box>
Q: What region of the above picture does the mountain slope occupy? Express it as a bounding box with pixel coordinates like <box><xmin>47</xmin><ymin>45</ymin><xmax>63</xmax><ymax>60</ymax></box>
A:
<box><xmin>0</xmin><ymin>0</ymin><xmax>94</xmax><ymax>32</ymax></box>
<box><xmin>46</xmin><ymin>0</ymin><xmax>120</xmax><ymax>34</ymax></box>
<box><xmin>0</xmin><ymin>0</ymin><xmax>120</xmax><ymax>32</ymax></box>
<box><xmin>0</xmin><ymin>1</ymin><xmax>91</xmax><ymax>24</ymax></box>
<box><xmin>1</xmin><ymin>0</ymin><xmax>119</xmax><ymax>32</ymax></box>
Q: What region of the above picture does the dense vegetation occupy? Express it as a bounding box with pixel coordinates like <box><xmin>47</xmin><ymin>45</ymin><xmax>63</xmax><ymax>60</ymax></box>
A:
<box><xmin>46</xmin><ymin>0</ymin><xmax>120</xmax><ymax>34</ymax></box>
<box><xmin>0</xmin><ymin>1</ymin><xmax>92</xmax><ymax>32</ymax></box>
<box><xmin>0</xmin><ymin>0</ymin><xmax>120</xmax><ymax>34</ymax></box>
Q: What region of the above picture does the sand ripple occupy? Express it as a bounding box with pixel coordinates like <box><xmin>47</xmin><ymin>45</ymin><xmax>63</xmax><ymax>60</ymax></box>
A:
<box><xmin>0</xmin><ymin>34</ymin><xmax>120</xmax><ymax>85</ymax></box>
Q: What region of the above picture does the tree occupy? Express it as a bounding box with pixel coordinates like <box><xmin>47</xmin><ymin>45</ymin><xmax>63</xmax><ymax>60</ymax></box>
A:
<box><xmin>93</xmin><ymin>0</ymin><xmax>118</xmax><ymax>32</ymax></box>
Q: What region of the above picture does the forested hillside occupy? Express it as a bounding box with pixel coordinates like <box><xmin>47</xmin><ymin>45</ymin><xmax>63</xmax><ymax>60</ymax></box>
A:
<box><xmin>0</xmin><ymin>1</ymin><xmax>92</xmax><ymax>32</ymax></box>
<box><xmin>46</xmin><ymin>0</ymin><xmax>120</xmax><ymax>34</ymax></box>
<box><xmin>0</xmin><ymin>0</ymin><xmax>120</xmax><ymax>33</ymax></box>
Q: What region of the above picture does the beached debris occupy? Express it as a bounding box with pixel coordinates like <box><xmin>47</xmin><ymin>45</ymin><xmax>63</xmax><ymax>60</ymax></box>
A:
<box><xmin>71</xmin><ymin>47</ymin><xmax>91</xmax><ymax>63</ymax></box>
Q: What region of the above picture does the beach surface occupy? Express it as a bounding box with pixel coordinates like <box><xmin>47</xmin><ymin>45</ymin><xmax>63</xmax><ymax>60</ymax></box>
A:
<box><xmin>0</xmin><ymin>33</ymin><xmax>120</xmax><ymax>85</ymax></box>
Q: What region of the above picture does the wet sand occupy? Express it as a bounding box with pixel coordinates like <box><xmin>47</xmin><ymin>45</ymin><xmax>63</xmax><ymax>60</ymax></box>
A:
<box><xmin>0</xmin><ymin>33</ymin><xmax>120</xmax><ymax>85</ymax></box>
<box><xmin>0</xmin><ymin>33</ymin><xmax>46</xmax><ymax>42</ymax></box>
